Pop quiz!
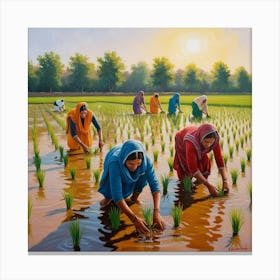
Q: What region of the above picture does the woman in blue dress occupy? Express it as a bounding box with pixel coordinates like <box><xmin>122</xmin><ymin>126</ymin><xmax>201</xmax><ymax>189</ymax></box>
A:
<box><xmin>168</xmin><ymin>93</ymin><xmax>182</xmax><ymax>116</ymax></box>
<box><xmin>98</xmin><ymin>140</ymin><xmax>165</xmax><ymax>234</ymax></box>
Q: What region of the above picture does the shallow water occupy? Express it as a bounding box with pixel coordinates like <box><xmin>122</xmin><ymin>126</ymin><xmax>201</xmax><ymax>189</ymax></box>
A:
<box><xmin>28</xmin><ymin>103</ymin><xmax>252</xmax><ymax>253</ymax></box>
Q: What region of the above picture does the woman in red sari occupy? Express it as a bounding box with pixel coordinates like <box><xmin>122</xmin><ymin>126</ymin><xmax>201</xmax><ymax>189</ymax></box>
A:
<box><xmin>173</xmin><ymin>123</ymin><xmax>229</xmax><ymax>196</ymax></box>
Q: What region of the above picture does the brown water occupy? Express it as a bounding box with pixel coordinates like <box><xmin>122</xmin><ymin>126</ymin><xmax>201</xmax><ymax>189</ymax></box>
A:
<box><xmin>28</xmin><ymin>103</ymin><xmax>252</xmax><ymax>252</ymax></box>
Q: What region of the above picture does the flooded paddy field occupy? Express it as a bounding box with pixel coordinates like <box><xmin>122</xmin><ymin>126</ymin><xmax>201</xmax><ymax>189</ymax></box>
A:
<box><xmin>28</xmin><ymin>101</ymin><xmax>252</xmax><ymax>253</ymax></box>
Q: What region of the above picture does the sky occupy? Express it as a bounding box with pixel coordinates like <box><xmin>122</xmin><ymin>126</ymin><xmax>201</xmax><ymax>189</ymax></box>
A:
<box><xmin>28</xmin><ymin>28</ymin><xmax>251</xmax><ymax>74</ymax></box>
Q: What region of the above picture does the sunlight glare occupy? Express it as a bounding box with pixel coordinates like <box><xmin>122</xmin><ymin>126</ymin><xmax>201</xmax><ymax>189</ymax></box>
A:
<box><xmin>186</xmin><ymin>38</ymin><xmax>201</xmax><ymax>53</ymax></box>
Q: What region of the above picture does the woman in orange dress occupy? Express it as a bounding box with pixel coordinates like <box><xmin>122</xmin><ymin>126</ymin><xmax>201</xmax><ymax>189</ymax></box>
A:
<box><xmin>149</xmin><ymin>93</ymin><xmax>164</xmax><ymax>114</ymax></box>
<box><xmin>66</xmin><ymin>102</ymin><xmax>104</xmax><ymax>153</ymax></box>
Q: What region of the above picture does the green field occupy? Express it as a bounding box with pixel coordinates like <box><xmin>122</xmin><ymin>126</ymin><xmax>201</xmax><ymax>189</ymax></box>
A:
<box><xmin>28</xmin><ymin>94</ymin><xmax>252</xmax><ymax>107</ymax></box>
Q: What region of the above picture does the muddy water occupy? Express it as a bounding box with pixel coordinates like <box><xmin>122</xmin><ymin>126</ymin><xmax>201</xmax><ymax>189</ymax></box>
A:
<box><xmin>28</xmin><ymin>103</ymin><xmax>252</xmax><ymax>252</ymax></box>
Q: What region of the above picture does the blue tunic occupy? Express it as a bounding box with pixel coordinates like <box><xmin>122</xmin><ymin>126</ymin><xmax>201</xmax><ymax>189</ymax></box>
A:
<box><xmin>98</xmin><ymin>140</ymin><xmax>160</xmax><ymax>203</ymax></box>
<box><xmin>168</xmin><ymin>93</ymin><xmax>181</xmax><ymax>114</ymax></box>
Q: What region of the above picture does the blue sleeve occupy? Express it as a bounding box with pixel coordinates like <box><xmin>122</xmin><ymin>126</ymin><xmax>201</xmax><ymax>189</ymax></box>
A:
<box><xmin>69</xmin><ymin>118</ymin><xmax>77</xmax><ymax>137</ymax></box>
<box><xmin>146</xmin><ymin>157</ymin><xmax>160</xmax><ymax>193</ymax></box>
<box><xmin>92</xmin><ymin>115</ymin><xmax>101</xmax><ymax>131</ymax></box>
<box><xmin>109</xmin><ymin>161</ymin><xmax>124</xmax><ymax>203</ymax></box>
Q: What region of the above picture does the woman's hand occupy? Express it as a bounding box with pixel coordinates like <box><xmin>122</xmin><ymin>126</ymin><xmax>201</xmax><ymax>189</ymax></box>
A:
<box><xmin>222</xmin><ymin>180</ymin><xmax>229</xmax><ymax>193</ymax></box>
<box><xmin>133</xmin><ymin>216</ymin><xmax>150</xmax><ymax>234</ymax></box>
<box><xmin>81</xmin><ymin>143</ymin><xmax>89</xmax><ymax>153</ymax></box>
<box><xmin>153</xmin><ymin>210</ymin><xmax>165</xmax><ymax>230</ymax></box>
<box><xmin>207</xmin><ymin>183</ymin><xmax>218</xmax><ymax>197</ymax></box>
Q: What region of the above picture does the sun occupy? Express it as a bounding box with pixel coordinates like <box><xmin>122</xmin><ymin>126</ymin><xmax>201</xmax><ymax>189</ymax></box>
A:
<box><xmin>185</xmin><ymin>38</ymin><xmax>201</xmax><ymax>53</ymax></box>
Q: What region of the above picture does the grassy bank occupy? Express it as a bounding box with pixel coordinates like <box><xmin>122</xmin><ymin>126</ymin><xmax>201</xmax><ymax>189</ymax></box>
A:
<box><xmin>28</xmin><ymin>94</ymin><xmax>252</xmax><ymax>107</ymax></box>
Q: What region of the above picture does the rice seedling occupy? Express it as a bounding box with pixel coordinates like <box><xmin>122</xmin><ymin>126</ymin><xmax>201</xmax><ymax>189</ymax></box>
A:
<box><xmin>227</xmin><ymin>135</ymin><xmax>231</xmax><ymax>144</ymax></box>
<box><xmin>223</xmin><ymin>154</ymin><xmax>228</xmax><ymax>166</ymax></box>
<box><xmin>63</xmin><ymin>191</ymin><xmax>73</xmax><ymax>210</ymax></box>
<box><xmin>229</xmin><ymin>146</ymin><xmax>234</xmax><ymax>158</ymax></box>
<box><xmin>28</xmin><ymin>196</ymin><xmax>32</xmax><ymax>222</ymax></box>
<box><xmin>142</xmin><ymin>207</ymin><xmax>153</xmax><ymax>231</ymax></box>
<box><xmin>209</xmin><ymin>152</ymin><xmax>214</xmax><ymax>161</ymax></box>
<box><xmin>220</xmin><ymin>139</ymin><xmax>224</xmax><ymax>148</ymax></box>
<box><xmin>127</xmin><ymin>130</ymin><xmax>131</xmax><ymax>139</ymax></box>
<box><xmin>109</xmin><ymin>206</ymin><xmax>121</xmax><ymax>231</ymax></box>
<box><xmin>161</xmin><ymin>142</ymin><xmax>165</xmax><ymax>152</ymax></box>
<box><xmin>160</xmin><ymin>134</ymin><xmax>164</xmax><ymax>142</ymax></box>
<box><xmin>240</xmin><ymin>137</ymin><xmax>244</xmax><ymax>148</ymax></box>
<box><xmin>151</xmin><ymin>135</ymin><xmax>155</xmax><ymax>145</ymax></box>
<box><xmin>182</xmin><ymin>176</ymin><xmax>192</xmax><ymax>192</ymax></box>
<box><xmin>217</xmin><ymin>182</ymin><xmax>225</xmax><ymax>197</ymax></box>
<box><xmin>59</xmin><ymin>145</ymin><xmax>64</xmax><ymax>160</ymax></box>
<box><xmin>171</xmin><ymin>204</ymin><xmax>183</xmax><ymax>228</ymax></box>
<box><xmin>240</xmin><ymin>158</ymin><xmax>246</xmax><ymax>173</ymax></box>
<box><xmin>169</xmin><ymin>133</ymin><xmax>173</xmax><ymax>142</ymax></box>
<box><xmin>69</xmin><ymin>168</ymin><xmax>77</xmax><ymax>180</ymax></box>
<box><xmin>145</xmin><ymin>142</ymin><xmax>148</xmax><ymax>151</ymax></box>
<box><xmin>140</xmin><ymin>133</ymin><xmax>144</xmax><ymax>142</ymax></box>
<box><xmin>229</xmin><ymin>208</ymin><xmax>244</xmax><ymax>236</ymax></box>
<box><xmin>34</xmin><ymin>152</ymin><xmax>41</xmax><ymax>171</ymax></box>
<box><xmin>93</xmin><ymin>169</ymin><xmax>100</xmax><ymax>183</ymax></box>
<box><xmin>85</xmin><ymin>157</ymin><xmax>91</xmax><ymax>169</ymax></box>
<box><xmin>153</xmin><ymin>151</ymin><xmax>159</xmax><ymax>162</ymax></box>
<box><xmin>230</xmin><ymin>169</ymin><xmax>239</xmax><ymax>185</ymax></box>
<box><xmin>63</xmin><ymin>154</ymin><xmax>69</xmax><ymax>167</ymax></box>
<box><xmin>161</xmin><ymin>174</ymin><xmax>170</xmax><ymax>195</ymax></box>
<box><xmin>248</xmin><ymin>183</ymin><xmax>252</xmax><ymax>204</ymax></box>
<box><xmin>36</xmin><ymin>169</ymin><xmax>45</xmax><ymax>188</ymax></box>
<box><xmin>167</xmin><ymin>158</ymin><xmax>174</xmax><ymax>172</ymax></box>
<box><xmin>114</xmin><ymin>135</ymin><xmax>117</xmax><ymax>144</ymax></box>
<box><xmin>170</xmin><ymin>146</ymin><xmax>174</xmax><ymax>157</ymax></box>
<box><xmin>246</xmin><ymin>149</ymin><xmax>252</xmax><ymax>161</ymax></box>
<box><xmin>68</xmin><ymin>219</ymin><xmax>84</xmax><ymax>251</ymax></box>
<box><xmin>235</xmin><ymin>140</ymin><xmax>240</xmax><ymax>151</ymax></box>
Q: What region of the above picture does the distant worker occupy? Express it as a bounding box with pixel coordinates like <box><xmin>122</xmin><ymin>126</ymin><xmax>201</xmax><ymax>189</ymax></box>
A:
<box><xmin>168</xmin><ymin>93</ymin><xmax>182</xmax><ymax>116</ymax></box>
<box><xmin>66</xmin><ymin>102</ymin><xmax>104</xmax><ymax>153</ymax></box>
<box><xmin>191</xmin><ymin>95</ymin><xmax>210</xmax><ymax>120</ymax></box>
<box><xmin>150</xmin><ymin>93</ymin><xmax>164</xmax><ymax>114</ymax></box>
<box><xmin>133</xmin><ymin>91</ymin><xmax>147</xmax><ymax>114</ymax></box>
<box><xmin>53</xmin><ymin>99</ymin><xmax>65</xmax><ymax>112</ymax></box>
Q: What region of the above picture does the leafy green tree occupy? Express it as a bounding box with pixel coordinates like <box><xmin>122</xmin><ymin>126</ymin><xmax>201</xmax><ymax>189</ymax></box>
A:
<box><xmin>37</xmin><ymin>52</ymin><xmax>64</xmax><ymax>92</ymax></box>
<box><xmin>211</xmin><ymin>61</ymin><xmax>231</xmax><ymax>91</ymax></box>
<box><xmin>69</xmin><ymin>53</ymin><xmax>94</xmax><ymax>92</ymax></box>
<box><xmin>122</xmin><ymin>62</ymin><xmax>150</xmax><ymax>91</ymax></box>
<box><xmin>183</xmin><ymin>63</ymin><xmax>201</xmax><ymax>92</ymax></box>
<box><xmin>28</xmin><ymin>61</ymin><xmax>38</xmax><ymax>91</ymax></box>
<box><xmin>151</xmin><ymin>57</ymin><xmax>174</xmax><ymax>91</ymax></box>
<box><xmin>234</xmin><ymin>66</ymin><xmax>252</xmax><ymax>92</ymax></box>
<box><xmin>174</xmin><ymin>69</ymin><xmax>185</xmax><ymax>91</ymax></box>
<box><xmin>97</xmin><ymin>51</ymin><xmax>125</xmax><ymax>92</ymax></box>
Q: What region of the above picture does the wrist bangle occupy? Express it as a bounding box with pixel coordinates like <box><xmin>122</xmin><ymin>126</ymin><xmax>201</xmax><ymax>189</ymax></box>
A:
<box><xmin>153</xmin><ymin>208</ymin><xmax>160</xmax><ymax>212</ymax></box>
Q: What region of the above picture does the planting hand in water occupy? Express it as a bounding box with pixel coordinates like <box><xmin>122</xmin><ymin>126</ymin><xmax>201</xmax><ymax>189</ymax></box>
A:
<box><xmin>66</xmin><ymin>102</ymin><xmax>104</xmax><ymax>153</ymax></box>
<box><xmin>174</xmin><ymin>123</ymin><xmax>229</xmax><ymax>197</ymax></box>
<box><xmin>98</xmin><ymin>140</ymin><xmax>165</xmax><ymax>232</ymax></box>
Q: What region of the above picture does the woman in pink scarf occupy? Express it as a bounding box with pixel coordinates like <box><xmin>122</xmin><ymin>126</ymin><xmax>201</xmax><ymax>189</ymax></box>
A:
<box><xmin>173</xmin><ymin>123</ymin><xmax>229</xmax><ymax>196</ymax></box>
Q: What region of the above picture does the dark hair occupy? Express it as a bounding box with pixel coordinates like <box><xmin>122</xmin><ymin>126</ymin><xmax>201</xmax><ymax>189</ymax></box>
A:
<box><xmin>126</xmin><ymin>151</ymin><xmax>144</xmax><ymax>161</ymax></box>
<box><xmin>203</xmin><ymin>132</ymin><xmax>217</xmax><ymax>139</ymax></box>
<box><xmin>80</xmin><ymin>104</ymin><xmax>87</xmax><ymax>112</ymax></box>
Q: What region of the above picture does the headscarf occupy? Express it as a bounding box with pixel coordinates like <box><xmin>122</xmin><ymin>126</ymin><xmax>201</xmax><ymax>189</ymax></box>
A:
<box><xmin>99</xmin><ymin>140</ymin><xmax>147</xmax><ymax>186</ymax></box>
<box><xmin>183</xmin><ymin>123</ymin><xmax>219</xmax><ymax>161</ymax></box>
<box><xmin>66</xmin><ymin>102</ymin><xmax>93</xmax><ymax>134</ymax></box>
<box><xmin>168</xmin><ymin>93</ymin><xmax>181</xmax><ymax>114</ymax></box>
<box><xmin>193</xmin><ymin>95</ymin><xmax>207</xmax><ymax>110</ymax></box>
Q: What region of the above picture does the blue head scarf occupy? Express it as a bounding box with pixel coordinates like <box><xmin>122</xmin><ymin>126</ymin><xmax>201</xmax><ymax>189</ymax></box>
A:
<box><xmin>99</xmin><ymin>140</ymin><xmax>147</xmax><ymax>186</ymax></box>
<box><xmin>168</xmin><ymin>93</ymin><xmax>181</xmax><ymax>114</ymax></box>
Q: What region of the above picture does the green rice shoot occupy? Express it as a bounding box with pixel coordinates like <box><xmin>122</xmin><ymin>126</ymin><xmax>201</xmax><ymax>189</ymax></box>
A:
<box><xmin>69</xmin><ymin>168</ymin><xmax>77</xmax><ymax>180</ymax></box>
<box><xmin>172</xmin><ymin>204</ymin><xmax>183</xmax><ymax>228</ymax></box>
<box><xmin>183</xmin><ymin>176</ymin><xmax>192</xmax><ymax>192</ymax></box>
<box><xmin>161</xmin><ymin>174</ymin><xmax>170</xmax><ymax>195</ymax></box>
<box><xmin>68</xmin><ymin>219</ymin><xmax>84</xmax><ymax>251</ymax></box>
<box><xmin>142</xmin><ymin>207</ymin><xmax>153</xmax><ymax>231</ymax></box>
<box><xmin>93</xmin><ymin>169</ymin><xmax>100</xmax><ymax>183</ymax></box>
<box><xmin>63</xmin><ymin>191</ymin><xmax>74</xmax><ymax>210</ymax></box>
<box><xmin>229</xmin><ymin>208</ymin><xmax>244</xmax><ymax>236</ymax></box>
<box><xmin>230</xmin><ymin>169</ymin><xmax>239</xmax><ymax>185</ymax></box>
<box><xmin>109</xmin><ymin>206</ymin><xmax>121</xmax><ymax>231</ymax></box>
<box><xmin>240</xmin><ymin>158</ymin><xmax>246</xmax><ymax>173</ymax></box>
<box><xmin>36</xmin><ymin>169</ymin><xmax>45</xmax><ymax>188</ymax></box>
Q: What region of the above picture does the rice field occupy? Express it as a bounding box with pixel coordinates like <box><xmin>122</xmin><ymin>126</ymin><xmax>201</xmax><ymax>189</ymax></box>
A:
<box><xmin>28</xmin><ymin>95</ymin><xmax>252</xmax><ymax>252</ymax></box>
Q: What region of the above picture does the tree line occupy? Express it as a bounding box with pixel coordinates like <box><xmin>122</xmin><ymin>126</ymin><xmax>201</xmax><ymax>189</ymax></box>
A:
<box><xmin>28</xmin><ymin>51</ymin><xmax>252</xmax><ymax>93</ymax></box>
